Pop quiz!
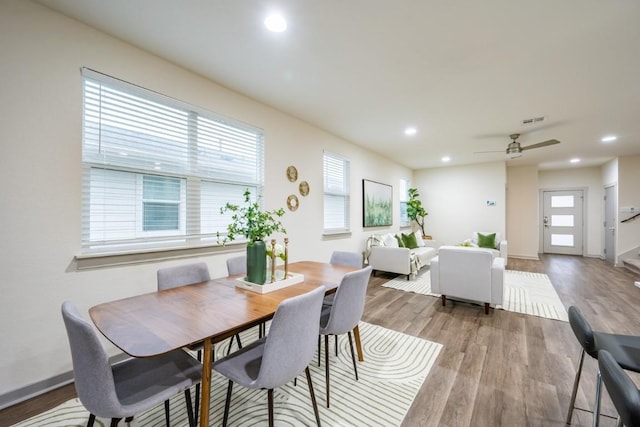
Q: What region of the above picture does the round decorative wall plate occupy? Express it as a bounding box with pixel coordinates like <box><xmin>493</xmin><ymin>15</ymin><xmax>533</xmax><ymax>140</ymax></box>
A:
<box><xmin>299</xmin><ymin>180</ymin><xmax>310</xmax><ymax>196</ymax></box>
<box><xmin>287</xmin><ymin>194</ymin><xmax>299</xmax><ymax>211</ymax></box>
<box><xmin>286</xmin><ymin>165</ymin><xmax>298</xmax><ymax>182</ymax></box>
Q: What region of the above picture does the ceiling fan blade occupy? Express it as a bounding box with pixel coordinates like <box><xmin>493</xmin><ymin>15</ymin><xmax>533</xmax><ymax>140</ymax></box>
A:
<box><xmin>473</xmin><ymin>150</ymin><xmax>504</xmax><ymax>154</ymax></box>
<box><xmin>520</xmin><ymin>139</ymin><xmax>560</xmax><ymax>151</ymax></box>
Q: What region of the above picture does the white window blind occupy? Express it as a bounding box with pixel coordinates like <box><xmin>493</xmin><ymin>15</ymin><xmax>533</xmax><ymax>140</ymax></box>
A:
<box><xmin>81</xmin><ymin>68</ymin><xmax>264</xmax><ymax>252</ymax></box>
<box><xmin>399</xmin><ymin>179</ymin><xmax>410</xmax><ymax>226</ymax></box>
<box><xmin>323</xmin><ymin>151</ymin><xmax>350</xmax><ymax>233</ymax></box>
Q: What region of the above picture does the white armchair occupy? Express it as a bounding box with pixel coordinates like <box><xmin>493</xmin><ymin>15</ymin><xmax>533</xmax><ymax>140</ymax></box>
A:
<box><xmin>430</xmin><ymin>246</ymin><xmax>505</xmax><ymax>314</ymax></box>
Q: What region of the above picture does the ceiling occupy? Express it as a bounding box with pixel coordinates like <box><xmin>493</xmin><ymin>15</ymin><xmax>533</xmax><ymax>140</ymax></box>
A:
<box><xmin>37</xmin><ymin>0</ymin><xmax>640</xmax><ymax>170</ymax></box>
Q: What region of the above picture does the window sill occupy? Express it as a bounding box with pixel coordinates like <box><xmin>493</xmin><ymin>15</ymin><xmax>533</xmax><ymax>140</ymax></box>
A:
<box><xmin>322</xmin><ymin>231</ymin><xmax>352</xmax><ymax>240</ymax></box>
<box><xmin>74</xmin><ymin>241</ymin><xmax>246</xmax><ymax>270</ymax></box>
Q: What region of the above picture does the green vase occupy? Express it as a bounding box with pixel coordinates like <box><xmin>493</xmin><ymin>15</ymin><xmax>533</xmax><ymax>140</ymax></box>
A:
<box><xmin>246</xmin><ymin>240</ymin><xmax>266</xmax><ymax>284</ymax></box>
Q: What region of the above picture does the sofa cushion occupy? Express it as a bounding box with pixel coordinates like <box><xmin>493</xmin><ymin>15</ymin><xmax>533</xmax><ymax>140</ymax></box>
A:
<box><xmin>383</xmin><ymin>233</ymin><xmax>398</xmax><ymax>247</ymax></box>
<box><xmin>401</xmin><ymin>232</ymin><xmax>419</xmax><ymax>249</ymax></box>
<box><xmin>395</xmin><ymin>235</ymin><xmax>405</xmax><ymax>247</ymax></box>
<box><xmin>477</xmin><ymin>232</ymin><xmax>496</xmax><ymax>249</ymax></box>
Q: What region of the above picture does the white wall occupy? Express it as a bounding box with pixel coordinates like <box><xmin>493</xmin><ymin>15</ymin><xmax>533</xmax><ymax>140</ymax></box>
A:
<box><xmin>538</xmin><ymin>167</ymin><xmax>603</xmax><ymax>257</ymax></box>
<box><xmin>617</xmin><ymin>156</ymin><xmax>640</xmax><ymax>257</ymax></box>
<box><xmin>506</xmin><ymin>166</ymin><xmax>540</xmax><ymax>259</ymax></box>
<box><xmin>413</xmin><ymin>162</ymin><xmax>507</xmax><ymax>246</ymax></box>
<box><xmin>0</xmin><ymin>1</ymin><xmax>412</xmax><ymax>400</ymax></box>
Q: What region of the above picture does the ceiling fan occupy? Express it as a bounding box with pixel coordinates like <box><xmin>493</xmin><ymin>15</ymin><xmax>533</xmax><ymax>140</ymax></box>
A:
<box><xmin>475</xmin><ymin>133</ymin><xmax>560</xmax><ymax>158</ymax></box>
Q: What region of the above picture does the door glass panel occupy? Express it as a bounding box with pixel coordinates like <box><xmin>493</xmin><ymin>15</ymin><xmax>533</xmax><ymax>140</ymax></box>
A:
<box><xmin>551</xmin><ymin>215</ymin><xmax>574</xmax><ymax>227</ymax></box>
<box><xmin>551</xmin><ymin>195</ymin><xmax>574</xmax><ymax>208</ymax></box>
<box><xmin>551</xmin><ymin>234</ymin><xmax>574</xmax><ymax>247</ymax></box>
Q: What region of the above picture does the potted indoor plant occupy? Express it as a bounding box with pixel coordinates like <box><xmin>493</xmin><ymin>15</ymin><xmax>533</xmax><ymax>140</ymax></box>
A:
<box><xmin>218</xmin><ymin>188</ymin><xmax>287</xmax><ymax>284</ymax></box>
<box><xmin>407</xmin><ymin>187</ymin><xmax>429</xmax><ymax>237</ymax></box>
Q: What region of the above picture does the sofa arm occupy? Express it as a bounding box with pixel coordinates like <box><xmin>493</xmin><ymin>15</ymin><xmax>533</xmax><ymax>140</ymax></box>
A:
<box><xmin>491</xmin><ymin>256</ymin><xmax>505</xmax><ymax>305</ymax></box>
<box><xmin>499</xmin><ymin>240</ymin><xmax>508</xmax><ymax>263</ymax></box>
<box><xmin>430</xmin><ymin>256</ymin><xmax>440</xmax><ymax>293</ymax></box>
<box><xmin>369</xmin><ymin>246</ymin><xmax>412</xmax><ymax>275</ymax></box>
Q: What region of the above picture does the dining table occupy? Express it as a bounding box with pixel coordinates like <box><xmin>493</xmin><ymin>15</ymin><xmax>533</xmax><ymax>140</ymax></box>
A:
<box><xmin>89</xmin><ymin>260</ymin><xmax>363</xmax><ymax>427</ymax></box>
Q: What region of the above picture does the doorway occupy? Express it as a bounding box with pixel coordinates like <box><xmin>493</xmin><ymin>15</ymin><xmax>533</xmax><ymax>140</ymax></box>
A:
<box><xmin>604</xmin><ymin>185</ymin><xmax>616</xmax><ymax>264</ymax></box>
<box><xmin>542</xmin><ymin>190</ymin><xmax>584</xmax><ymax>255</ymax></box>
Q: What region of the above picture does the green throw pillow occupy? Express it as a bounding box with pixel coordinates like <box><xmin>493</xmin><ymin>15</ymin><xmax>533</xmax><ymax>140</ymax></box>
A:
<box><xmin>401</xmin><ymin>232</ymin><xmax>419</xmax><ymax>249</ymax></box>
<box><xmin>395</xmin><ymin>235</ymin><xmax>405</xmax><ymax>248</ymax></box>
<box><xmin>477</xmin><ymin>232</ymin><xmax>496</xmax><ymax>249</ymax></box>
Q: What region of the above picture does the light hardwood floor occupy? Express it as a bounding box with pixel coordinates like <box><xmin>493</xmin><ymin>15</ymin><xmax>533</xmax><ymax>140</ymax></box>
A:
<box><xmin>1</xmin><ymin>254</ymin><xmax>639</xmax><ymax>427</ymax></box>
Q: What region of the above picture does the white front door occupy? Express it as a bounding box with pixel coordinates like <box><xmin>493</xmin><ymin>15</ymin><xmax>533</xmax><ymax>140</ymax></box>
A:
<box><xmin>542</xmin><ymin>190</ymin><xmax>584</xmax><ymax>256</ymax></box>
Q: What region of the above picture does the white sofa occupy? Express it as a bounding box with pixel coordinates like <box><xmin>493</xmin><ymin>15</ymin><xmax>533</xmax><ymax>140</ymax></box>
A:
<box><xmin>463</xmin><ymin>231</ymin><xmax>508</xmax><ymax>265</ymax></box>
<box><xmin>367</xmin><ymin>231</ymin><xmax>438</xmax><ymax>279</ymax></box>
<box><xmin>430</xmin><ymin>245</ymin><xmax>505</xmax><ymax>314</ymax></box>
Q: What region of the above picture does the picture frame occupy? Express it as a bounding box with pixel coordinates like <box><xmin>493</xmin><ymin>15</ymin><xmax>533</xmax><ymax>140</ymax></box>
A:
<box><xmin>363</xmin><ymin>179</ymin><xmax>393</xmax><ymax>227</ymax></box>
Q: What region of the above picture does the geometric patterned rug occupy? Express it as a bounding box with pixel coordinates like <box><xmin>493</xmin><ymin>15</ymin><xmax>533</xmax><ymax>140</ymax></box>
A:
<box><xmin>11</xmin><ymin>322</ymin><xmax>442</xmax><ymax>427</ymax></box>
<box><xmin>382</xmin><ymin>269</ymin><xmax>569</xmax><ymax>322</ymax></box>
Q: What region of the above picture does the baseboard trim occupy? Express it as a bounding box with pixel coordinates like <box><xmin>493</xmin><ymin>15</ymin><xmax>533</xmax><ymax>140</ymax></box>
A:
<box><xmin>0</xmin><ymin>353</ymin><xmax>129</xmax><ymax>410</ymax></box>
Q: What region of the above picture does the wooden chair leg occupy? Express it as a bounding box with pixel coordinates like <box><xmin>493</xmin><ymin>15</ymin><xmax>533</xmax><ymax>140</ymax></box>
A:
<box><xmin>184</xmin><ymin>389</ymin><xmax>195</xmax><ymax>427</ymax></box>
<box><xmin>347</xmin><ymin>331</ymin><xmax>358</xmax><ymax>380</ymax></box>
<box><xmin>195</xmin><ymin>350</ymin><xmax>202</xmax><ymax>420</ymax></box>
<box><xmin>305</xmin><ymin>367</ymin><xmax>322</xmax><ymax>426</ymax></box>
<box><xmin>222</xmin><ymin>380</ymin><xmax>233</xmax><ymax>427</ymax></box>
<box><xmin>164</xmin><ymin>400</ymin><xmax>170</xmax><ymax>426</ymax></box>
<box><xmin>268</xmin><ymin>389</ymin><xmax>274</xmax><ymax>427</ymax></box>
<box><xmin>441</xmin><ymin>295</ymin><xmax>446</xmax><ymax>306</ymax></box>
<box><xmin>325</xmin><ymin>335</ymin><xmax>330</xmax><ymax>408</ymax></box>
<box><xmin>484</xmin><ymin>303</ymin><xmax>490</xmax><ymax>315</ymax></box>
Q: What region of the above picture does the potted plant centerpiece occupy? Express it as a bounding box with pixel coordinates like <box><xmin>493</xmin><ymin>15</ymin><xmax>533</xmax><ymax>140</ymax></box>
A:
<box><xmin>407</xmin><ymin>187</ymin><xmax>429</xmax><ymax>238</ymax></box>
<box><xmin>219</xmin><ymin>189</ymin><xmax>286</xmax><ymax>284</ymax></box>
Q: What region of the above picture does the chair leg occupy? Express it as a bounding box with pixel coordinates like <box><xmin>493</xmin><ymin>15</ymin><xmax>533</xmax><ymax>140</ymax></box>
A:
<box><xmin>566</xmin><ymin>349</ymin><xmax>585</xmax><ymax>425</ymax></box>
<box><xmin>441</xmin><ymin>295</ymin><xmax>446</xmax><ymax>306</ymax></box>
<box><xmin>593</xmin><ymin>370</ymin><xmax>602</xmax><ymax>427</ymax></box>
<box><xmin>87</xmin><ymin>414</ymin><xmax>96</xmax><ymax>427</ymax></box>
<box><xmin>236</xmin><ymin>333</ymin><xmax>243</xmax><ymax>349</ymax></box>
<box><xmin>318</xmin><ymin>335</ymin><xmax>321</xmax><ymax>367</ymax></box>
<box><xmin>268</xmin><ymin>389</ymin><xmax>274</xmax><ymax>427</ymax></box>
<box><xmin>305</xmin><ymin>366</ymin><xmax>322</xmax><ymax>427</ymax></box>
<box><xmin>226</xmin><ymin>337</ymin><xmax>234</xmax><ymax>355</ymax></box>
<box><xmin>124</xmin><ymin>416</ymin><xmax>133</xmax><ymax>422</ymax></box>
<box><xmin>164</xmin><ymin>399</ymin><xmax>170</xmax><ymax>426</ymax></box>
<box><xmin>110</xmin><ymin>419</ymin><xmax>121</xmax><ymax>427</ymax></box>
<box><xmin>184</xmin><ymin>389</ymin><xmax>195</xmax><ymax>427</ymax></box>
<box><xmin>484</xmin><ymin>303</ymin><xmax>490</xmax><ymax>315</ymax></box>
<box><xmin>335</xmin><ymin>335</ymin><xmax>338</xmax><ymax>357</ymax></box>
<box><xmin>325</xmin><ymin>334</ymin><xmax>330</xmax><ymax>408</ymax></box>
<box><xmin>347</xmin><ymin>331</ymin><xmax>358</xmax><ymax>381</ymax></box>
<box><xmin>195</xmin><ymin>350</ymin><xmax>202</xmax><ymax>420</ymax></box>
<box><xmin>222</xmin><ymin>380</ymin><xmax>233</xmax><ymax>427</ymax></box>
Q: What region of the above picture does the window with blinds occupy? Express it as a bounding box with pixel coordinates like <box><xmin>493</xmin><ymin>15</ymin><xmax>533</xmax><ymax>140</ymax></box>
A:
<box><xmin>323</xmin><ymin>151</ymin><xmax>350</xmax><ymax>233</ymax></box>
<box><xmin>81</xmin><ymin>68</ymin><xmax>264</xmax><ymax>253</ymax></box>
<box><xmin>399</xmin><ymin>179</ymin><xmax>410</xmax><ymax>226</ymax></box>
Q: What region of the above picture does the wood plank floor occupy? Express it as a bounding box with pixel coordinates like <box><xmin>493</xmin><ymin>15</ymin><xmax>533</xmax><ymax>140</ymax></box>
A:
<box><xmin>1</xmin><ymin>254</ymin><xmax>639</xmax><ymax>427</ymax></box>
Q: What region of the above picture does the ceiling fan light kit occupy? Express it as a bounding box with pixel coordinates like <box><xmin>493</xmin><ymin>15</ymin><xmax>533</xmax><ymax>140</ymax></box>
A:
<box><xmin>475</xmin><ymin>133</ymin><xmax>561</xmax><ymax>158</ymax></box>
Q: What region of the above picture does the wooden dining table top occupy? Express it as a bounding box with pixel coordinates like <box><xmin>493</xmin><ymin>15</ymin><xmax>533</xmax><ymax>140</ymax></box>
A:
<box><xmin>89</xmin><ymin>260</ymin><xmax>356</xmax><ymax>358</ymax></box>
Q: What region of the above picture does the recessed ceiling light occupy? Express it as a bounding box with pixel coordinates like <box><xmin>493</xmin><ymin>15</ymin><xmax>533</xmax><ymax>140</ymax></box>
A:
<box><xmin>601</xmin><ymin>135</ymin><xmax>617</xmax><ymax>143</ymax></box>
<box><xmin>264</xmin><ymin>14</ymin><xmax>287</xmax><ymax>32</ymax></box>
<box><xmin>404</xmin><ymin>127</ymin><xmax>417</xmax><ymax>136</ymax></box>
<box><xmin>570</xmin><ymin>158</ymin><xmax>581</xmax><ymax>163</ymax></box>
<box><xmin>441</xmin><ymin>156</ymin><xmax>451</xmax><ymax>162</ymax></box>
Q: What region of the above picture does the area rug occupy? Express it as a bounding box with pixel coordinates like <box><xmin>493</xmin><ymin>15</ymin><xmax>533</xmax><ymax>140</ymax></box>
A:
<box><xmin>12</xmin><ymin>322</ymin><xmax>442</xmax><ymax>427</ymax></box>
<box><xmin>382</xmin><ymin>269</ymin><xmax>569</xmax><ymax>322</ymax></box>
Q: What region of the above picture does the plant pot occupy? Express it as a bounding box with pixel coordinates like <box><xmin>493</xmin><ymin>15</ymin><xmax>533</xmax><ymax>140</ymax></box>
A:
<box><xmin>246</xmin><ymin>240</ymin><xmax>267</xmax><ymax>284</ymax></box>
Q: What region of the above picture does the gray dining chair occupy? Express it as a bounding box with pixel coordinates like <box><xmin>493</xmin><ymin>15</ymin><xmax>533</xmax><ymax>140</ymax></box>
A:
<box><xmin>61</xmin><ymin>301</ymin><xmax>201</xmax><ymax>427</ymax></box>
<box><xmin>318</xmin><ymin>266</ymin><xmax>372</xmax><ymax>408</ymax></box>
<box><xmin>598</xmin><ymin>350</ymin><xmax>640</xmax><ymax>427</ymax></box>
<box><xmin>212</xmin><ymin>286</ymin><xmax>325</xmax><ymax>427</ymax></box>
<box><xmin>226</xmin><ymin>255</ymin><xmax>247</xmax><ymax>276</ymax></box>
<box><xmin>566</xmin><ymin>305</ymin><xmax>640</xmax><ymax>426</ymax></box>
<box><xmin>329</xmin><ymin>250</ymin><xmax>363</xmax><ymax>268</ymax></box>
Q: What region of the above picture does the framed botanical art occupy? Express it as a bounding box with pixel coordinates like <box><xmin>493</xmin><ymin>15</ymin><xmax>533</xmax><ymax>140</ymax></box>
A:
<box><xmin>363</xmin><ymin>179</ymin><xmax>392</xmax><ymax>227</ymax></box>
